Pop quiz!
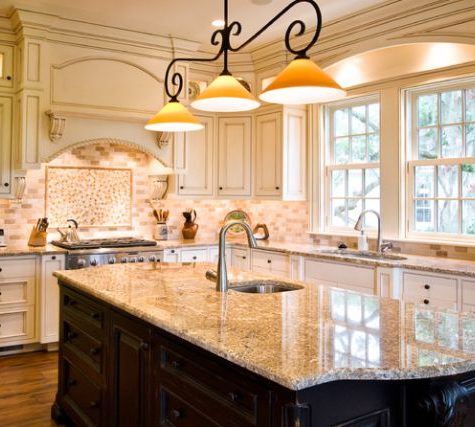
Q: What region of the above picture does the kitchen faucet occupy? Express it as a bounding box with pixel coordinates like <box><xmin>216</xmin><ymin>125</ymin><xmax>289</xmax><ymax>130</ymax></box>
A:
<box><xmin>354</xmin><ymin>210</ymin><xmax>392</xmax><ymax>253</ymax></box>
<box><xmin>206</xmin><ymin>221</ymin><xmax>257</xmax><ymax>292</ymax></box>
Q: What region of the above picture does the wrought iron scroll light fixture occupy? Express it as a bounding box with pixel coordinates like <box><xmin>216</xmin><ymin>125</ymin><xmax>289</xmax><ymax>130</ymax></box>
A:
<box><xmin>145</xmin><ymin>0</ymin><xmax>345</xmax><ymax>132</ymax></box>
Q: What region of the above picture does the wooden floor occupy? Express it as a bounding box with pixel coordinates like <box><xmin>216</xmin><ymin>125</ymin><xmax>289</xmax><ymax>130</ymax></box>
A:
<box><xmin>0</xmin><ymin>351</ymin><xmax>62</xmax><ymax>427</ymax></box>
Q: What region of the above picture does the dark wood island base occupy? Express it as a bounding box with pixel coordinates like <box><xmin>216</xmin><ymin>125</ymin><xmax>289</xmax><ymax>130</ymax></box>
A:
<box><xmin>52</xmin><ymin>283</ymin><xmax>475</xmax><ymax>427</ymax></box>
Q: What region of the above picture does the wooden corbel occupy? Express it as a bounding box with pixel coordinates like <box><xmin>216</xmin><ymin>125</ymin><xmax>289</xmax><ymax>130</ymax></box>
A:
<box><xmin>45</xmin><ymin>110</ymin><xmax>66</xmax><ymax>142</ymax></box>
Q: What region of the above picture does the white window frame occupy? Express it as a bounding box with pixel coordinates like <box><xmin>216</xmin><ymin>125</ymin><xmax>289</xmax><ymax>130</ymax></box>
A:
<box><xmin>406</xmin><ymin>77</ymin><xmax>475</xmax><ymax>242</ymax></box>
<box><xmin>323</xmin><ymin>95</ymin><xmax>381</xmax><ymax>233</ymax></box>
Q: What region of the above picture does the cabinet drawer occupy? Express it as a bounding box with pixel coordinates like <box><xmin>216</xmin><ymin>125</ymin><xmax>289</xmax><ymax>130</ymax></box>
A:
<box><xmin>163</xmin><ymin>249</ymin><xmax>180</xmax><ymax>263</ymax></box>
<box><xmin>180</xmin><ymin>248</ymin><xmax>208</xmax><ymax>263</ymax></box>
<box><xmin>63</xmin><ymin>289</ymin><xmax>105</xmax><ymax>336</ymax></box>
<box><xmin>160</xmin><ymin>386</ymin><xmax>220</xmax><ymax>427</ymax></box>
<box><xmin>305</xmin><ymin>259</ymin><xmax>374</xmax><ymax>291</ymax></box>
<box><xmin>252</xmin><ymin>250</ymin><xmax>289</xmax><ymax>274</ymax></box>
<box><xmin>0</xmin><ymin>278</ymin><xmax>34</xmax><ymax>306</ymax></box>
<box><xmin>159</xmin><ymin>338</ymin><xmax>270</xmax><ymax>426</ymax></box>
<box><xmin>62</xmin><ymin>360</ymin><xmax>102</xmax><ymax>427</ymax></box>
<box><xmin>63</xmin><ymin>319</ymin><xmax>103</xmax><ymax>373</ymax></box>
<box><xmin>403</xmin><ymin>272</ymin><xmax>457</xmax><ymax>301</ymax></box>
<box><xmin>0</xmin><ymin>309</ymin><xmax>34</xmax><ymax>343</ymax></box>
<box><xmin>0</xmin><ymin>257</ymin><xmax>36</xmax><ymax>279</ymax></box>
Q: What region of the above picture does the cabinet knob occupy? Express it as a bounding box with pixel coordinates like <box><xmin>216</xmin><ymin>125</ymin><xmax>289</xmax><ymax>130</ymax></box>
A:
<box><xmin>275</xmin><ymin>186</ymin><xmax>280</xmax><ymax>190</ymax></box>
<box><xmin>172</xmin><ymin>409</ymin><xmax>183</xmax><ymax>419</ymax></box>
<box><xmin>141</xmin><ymin>342</ymin><xmax>150</xmax><ymax>351</ymax></box>
<box><xmin>0</xmin><ymin>291</ymin><xmax>2</xmax><ymax>296</ymax></box>
<box><xmin>423</xmin><ymin>299</ymin><xmax>430</xmax><ymax>305</ymax></box>
<box><xmin>242</xmin><ymin>256</ymin><xmax>246</xmax><ymax>260</ymax></box>
<box><xmin>171</xmin><ymin>249</ymin><xmax>175</xmax><ymax>254</ymax></box>
<box><xmin>3</xmin><ymin>182</ymin><xmax>9</xmax><ymax>187</ymax></box>
<box><xmin>89</xmin><ymin>347</ymin><xmax>100</xmax><ymax>356</ymax></box>
<box><xmin>193</xmin><ymin>256</ymin><xmax>197</xmax><ymax>260</ymax></box>
<box><xmin>0</xmin><ymin>268</ymin><xmax>2</xmax><ymax>272</ymax></box>
<box><xmin>228</xmin><ymin>391</ymin><xmax>240</xmax><ymax>402</ymax></box>
<box><xmin>267</xmin><ymin>259</ymin><xmax>272</xmax><ymax>264</ymax></box>
<box><xmin>180</xmin><ymin>186</ymin><xmax>184</xmax><ymax>190</ymax></box>
<box><xmin>219</xmin><ymin>186</ymin><xmax>223</xmax><ymax>190</ymax></box>
<box><xmin>424</xmin><ymin>284</ymin><xmax>430</xmax><ymax>290</ymax></box>
<box><xmin>52</xmin><ymin>256</ymin><xmax>56</xmax><ymax>260</ymax></box>
<box><xmin>6</xmin><ymin>76</ymin><xmax>11</xmax><ymax>81</ymax></box>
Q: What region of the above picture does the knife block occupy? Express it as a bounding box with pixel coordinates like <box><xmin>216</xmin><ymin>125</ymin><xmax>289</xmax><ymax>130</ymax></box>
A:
<box><xmin>28</xmin><ymin>227</ymin><xmax>48</xmax><ymax>247</ymax></box>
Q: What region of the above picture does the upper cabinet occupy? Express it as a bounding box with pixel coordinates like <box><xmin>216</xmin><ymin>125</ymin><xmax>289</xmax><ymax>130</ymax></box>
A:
<box><xmin>255</xmin><ymin>106</ymin><xmax>307</xmax><ymax>200</ymax></box>
<box><xmin>176</xmin><ymin>115</ymin><xmax>215</xmax><ymax>197</ymax></box>
<box><xmin>0</xmin><ymin>96</ymin><xmax>13</xmax><ymax>196</ymax></box>
<box><xmin>218</xmin><ymin>116</ymin><xmax>252</xmax><ymax>197</ymax></box>
<box><xmin>0</xmin><ymin>45</ymin><xmax>13</xmax><ymax>89</ymax></box>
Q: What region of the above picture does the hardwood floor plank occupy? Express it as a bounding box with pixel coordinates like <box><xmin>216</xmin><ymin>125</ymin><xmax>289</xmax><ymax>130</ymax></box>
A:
<box><xmin>0</xmin><ymin>351</ymin><xmax>62</xmax><ymax>427</ymax></box>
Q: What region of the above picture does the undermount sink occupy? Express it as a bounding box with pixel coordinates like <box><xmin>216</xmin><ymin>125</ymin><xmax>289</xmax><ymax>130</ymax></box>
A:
<box><xmin>231</xmin><ymin>280</ymin><xmax>304</xmax><ymax>294</ymax></box>
<box><xmin>316</xmin><ymin>249</ymin><xmax>407</xmax><ymax>261</ymax></box>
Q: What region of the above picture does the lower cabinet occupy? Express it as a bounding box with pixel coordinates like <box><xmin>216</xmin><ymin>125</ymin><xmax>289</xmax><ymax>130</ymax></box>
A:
<box><xmin>252</xmin><ymin>249</ymin><xmax>290</xmax><ymax>277</ymax></box>
<box><xmin>462</xmin><ymin>279</ymin><xmax>475</xmax><ymax>313</ymax></box>
<box><xmin>304</xmin><ymin>258</ymin><xmax>376</xmax><ymax>295</ymax></box>
<box><xmin>231</xmin><ymin>247</ymin><xmax>251</xmax><ymax>271</ymax></box>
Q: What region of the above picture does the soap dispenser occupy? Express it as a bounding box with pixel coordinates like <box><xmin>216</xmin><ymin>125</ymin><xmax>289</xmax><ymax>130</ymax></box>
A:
<box><xmin>357</xmin><ymin>229</ymin><xmax>368</xmax><ymax>251</ymax></box>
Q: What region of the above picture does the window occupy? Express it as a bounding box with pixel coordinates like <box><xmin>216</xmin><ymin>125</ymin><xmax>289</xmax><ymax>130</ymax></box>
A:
<box><xmin>325</xmin><ymin>98</ymin><xmax>381</xmax><ymax>229</ymax></box>
<box><xmin>408</xmin><ymin>83</ymin><xmax>475</xmax><ymax>237</ymax></box>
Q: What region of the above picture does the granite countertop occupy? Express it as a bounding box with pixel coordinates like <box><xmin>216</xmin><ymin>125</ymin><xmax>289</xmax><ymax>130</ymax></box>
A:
<box><xmin>0</xmin><ymin>244</ymin><xmax>67</xmax><ymax>257</ymax></box>
<box><xmin>54</xmin><ymin>263</ymin><xmax>475</xmax><ymax>391</ymax></box>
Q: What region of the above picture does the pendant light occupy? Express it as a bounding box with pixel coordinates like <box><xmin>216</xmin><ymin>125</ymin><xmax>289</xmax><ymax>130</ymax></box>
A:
<box><xmin>145</xmin><ymin>0</ymin><xmax>345</xmax><ymax>133</ymax></box>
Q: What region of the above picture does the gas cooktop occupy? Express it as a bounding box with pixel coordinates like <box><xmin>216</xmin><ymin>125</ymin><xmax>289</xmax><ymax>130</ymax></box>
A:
<box><xmin>52</xmin><ymin>237</ymin><xmax>157</xmax><ymax>250</ymax></box>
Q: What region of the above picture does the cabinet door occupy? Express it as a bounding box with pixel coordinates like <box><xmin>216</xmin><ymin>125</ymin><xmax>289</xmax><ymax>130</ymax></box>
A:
<box><xmin>180</xmin><ymin>248</ymin><xmax>208</xmax><ymax>262</ymax></box>
<box><xmin>0</xmin><ymin>96</ymin><xmax>13</xmax><ymax>195</ymax></box>
<box><xmin>40</xmin><ymin>254</ymin><xmax>65</xmax><ymax>343</ymax></box>
<box><xmin>255</xmin><ymin>112</ymin><xmax>282</xmax><ymax>197</ymax></box>
<box><xmin>0</xmin><ymin>45</ymin><xmax>13</xmax><ymax>88</ymax></box>
<box><xmin>283</xmin><ymin>106</ymin><xmax>306</xmax><ymax>201</ymax></box>
<box><xmin>231</xmin><ymin>248</ymin><xmax>250</xmax><ymax>271</ymax></box>
<box><xmin>218</xmin><ymin>117</ymin><xmax>252</xmax><ymax>196</ymax></box>
<box><xmin>461</xmin><ymin>279</ymin><xmax>475</xmax><ymax>313</ymax></box>
<box><xmin>252</xmin><ymin>250</ymin><xmax>290</xmax><ymax>277</ymax></box>
<box><xmin>110</xmin><ymin>313</ymin><xmax>152</xmax><ymax>427</ymax></box>
<box><xmin>177</xmin><ymin>115</ymin><xmax>214</xmax><ymax>196</ymax></box>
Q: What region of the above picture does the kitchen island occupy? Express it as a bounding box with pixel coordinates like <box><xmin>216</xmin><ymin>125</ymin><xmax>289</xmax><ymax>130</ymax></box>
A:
<box><xmin>52</xmin><ymin>262</ymin><xmax>475</xmax><ymax>427</ymax></box>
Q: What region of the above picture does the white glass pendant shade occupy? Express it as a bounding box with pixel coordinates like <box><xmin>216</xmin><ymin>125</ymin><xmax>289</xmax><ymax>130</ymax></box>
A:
<box><xmin>259</xmin><ymin>58</ymin><xmax>346</xmax><ymax>105</ymax></box>
<box><xmin>145</xmin><ymin>101</ymin><xmax>204</xmax><ymax>132</ymax></box>
<box><xmin>191</xmin><ymin>74</ymin><xmax>260</xmax><ymax>112</ymax></box>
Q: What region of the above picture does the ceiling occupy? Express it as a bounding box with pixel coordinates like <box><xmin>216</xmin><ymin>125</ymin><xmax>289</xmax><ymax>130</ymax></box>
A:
<box><xmin>2</xmin><ymin>0</ymin><xmax>389</xmax><ymax>49</ymax></box>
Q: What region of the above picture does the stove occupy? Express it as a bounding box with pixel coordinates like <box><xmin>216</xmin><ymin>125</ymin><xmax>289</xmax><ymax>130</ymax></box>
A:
<box><xmin>52</xmin><ymin>237</ymin><xmax>162</xmax><ymax>269</ymax></box>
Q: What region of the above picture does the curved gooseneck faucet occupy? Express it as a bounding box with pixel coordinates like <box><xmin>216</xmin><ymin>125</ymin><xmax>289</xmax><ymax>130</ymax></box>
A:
<box><xmin>206</xmin><ymin>221</ymin><xmax>257</xmax><ymax>292</ymax></box>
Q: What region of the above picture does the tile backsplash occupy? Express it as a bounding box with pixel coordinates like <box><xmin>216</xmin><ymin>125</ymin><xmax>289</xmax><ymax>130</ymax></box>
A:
<box><xmin>0</xmin><ymin>141</ymin><xmax>474</xmax><ymax>260</ymax></box>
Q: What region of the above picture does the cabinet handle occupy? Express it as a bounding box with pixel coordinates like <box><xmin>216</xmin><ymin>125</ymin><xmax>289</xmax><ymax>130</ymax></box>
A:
<box><xmin>192</xmin><ymin>256</ymin><xmax>197</xmax><ymax>260</ymax></box>
<box><xmin>180</xmin><ymin>186</ymin><xmax>184</xmax><ymax>190</ymax></box>
<box><xmin>3</xmin><ymin>183</ymin><xmax>8</xmax><ymax>187</ymax></box>
<box><xmin>275</xmin><ymin>186</ymin><xmax>280</xmax><ymax>190</ymax></box>
<box><xmin>423</xmin><ymin>299</ymin><xmax>430</xmax><ymax>305</ymax></box>
<box><xmin>242</xmin><ymin>256</ymin><xmax>246</xmax><ymax>260</ymax></box>
<box><xmin>424</xmin><ymin>284</ymin><xmax>430</xmax><ymax>290</ymax></box>
<box><xmin>89</xmin><ymin>347</ymin><xmax>100</xmax><ymax>356</ymax></box>
<box><xmin>0</xmin><ymin>268</ymin><xmax>2</xmax><ymax>272</ymax></box>
<box><xmin>267</xmin><ymin>259</ymin><xmax>272</xmax><ymax>264</ymax></box>
<box><xmin>172</xmin><ymin>409</ymin><xmax>183</xmax><ymax>419</ymax></box>
<box><xmin>171</xmin><ymin>250</ymin><xmax>175</xmax><ymax>254</ymax></box>
<box><xmin>89</xmin><ymin>401</ymin><xmax>99</xmax><ymax>408</ymax></box>
<box><xmin>0</xmin><ymin>291</ymin><xmax>2</xmax><ymax>296</ymax></box>
<box><xmin>52</xmin><ymin>256</ymin><xmax>56</xmax><ymax>260</ymax></box>
<box><xmin>6</xmin><ymin>76</ymin><xmax>11</xmax><ymax>81</ymax></box>
<box><xmin>228</xmin><ymin>391</ymin><xmax>240</xmax><ymax>402</ymax></box>
<box><xmin>141</xmin><ymin>342</ymin><xmax>150</xmax><ymax>351</ymax></box>
<box><xmin>219</xmin><ymin>186</ymin><xmax>223</xmax><ymax>190</ymax></box>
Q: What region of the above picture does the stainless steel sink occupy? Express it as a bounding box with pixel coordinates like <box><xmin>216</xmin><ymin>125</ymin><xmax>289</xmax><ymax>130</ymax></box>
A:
<box><xmin>315</xmin><ymin>249</ymin><xmax>407</xmax><ymax>261</ymax></box>
<box><xmin>231</xmin><ymin>280</ymin><xmax>304</xmax><ymax>294</ymax></box>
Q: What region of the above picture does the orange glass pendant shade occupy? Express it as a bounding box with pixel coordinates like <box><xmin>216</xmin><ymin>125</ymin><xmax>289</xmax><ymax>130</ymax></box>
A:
<box><xmin>145</xmin><ymin>101</ymin><xmax>204</xmax><ymax>132</ymax></box>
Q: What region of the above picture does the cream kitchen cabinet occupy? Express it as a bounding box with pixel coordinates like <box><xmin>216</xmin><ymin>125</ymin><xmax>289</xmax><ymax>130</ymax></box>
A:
<box><xmin>252</xmin><ymin>249</ymin><xmax>290</xmax><ymax>277</ymax></box>
<box><xmin>304</xmin><ymin>258</ymin><xmax>376</xmax><ymax>294</ymax></box>
<box><xmin>40</xmin><ymin>254</ymin><xmax>65</xmax><ymax>344</ymax></box>
<box><xmin>231</xmin><ymin>247</ymin><xmax>251</xmax><ymax>271</ymax></box>
<box><xmin>0</xmin><ymin>95</ymin><xmax>13</xmax><ymax>196</ymax></box>
<box><xmin>176</xmin><ymin>115</ymin><xmax>215</xmax><ymax>196</ymax></box>
<box><xmin>0</xmin><ymin>256</ymin><xmax>38</xmax><ymax>347</ymax></box>
<box><xmin>218</xmin><ymin>116</ymin><xmax>252</xmax><ymax>197</ymax></box>
<box><xmin>180</xmin><ymin>247</ymin><xmax>209</xmax><ymax>262</ymax></box>
<box><xmin>0</xmin><ymin>45</ymin><xmax>14</xmax><ymax>89</ymax></box>
<box><xmin>254</xmin><ymin>106</ymin><xmax>307</xmax><ymax>200</ymax></box>
<box><xmin>402</xmin><ymin>271</ymin><xmax>458</xmax><ymax>310</ymax></box>
<box><xmin>462</xmin><ymin>279</ymin><xmax>475</xmax><ymax>313</ymax></box>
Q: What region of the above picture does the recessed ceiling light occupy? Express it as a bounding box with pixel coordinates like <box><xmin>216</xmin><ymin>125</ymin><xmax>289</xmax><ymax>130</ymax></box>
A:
<box><xmin>211</xmin><ymin>19</ymin><xmax>225</xmax><ymax>28</ymax></box>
